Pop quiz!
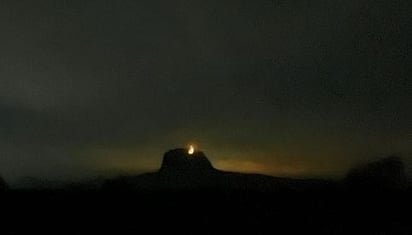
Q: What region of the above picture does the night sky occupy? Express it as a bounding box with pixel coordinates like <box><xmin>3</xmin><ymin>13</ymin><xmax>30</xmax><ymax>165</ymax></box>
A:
<box><xmin>1</xmin><ymin>0</ymin><xmax>411</xmax><ymax>183</ymax></box>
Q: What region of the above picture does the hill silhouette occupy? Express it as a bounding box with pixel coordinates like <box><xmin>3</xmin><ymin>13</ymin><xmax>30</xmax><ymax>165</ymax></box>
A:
<box><xmin>103</xmin><ymin>148</ymin><xmax>331</xmax><ymax>192</ymax></box>
<box><xmin>344</xmin><ymin>155</ymin><xmax>407</xmax><ymax>190</ymax></box>
<box><xmin>160</xmin><ymin>148</ymin><xmax>215</xmax><ymax>172</ymax></box>
<box><xmin>1</xmin><ymin>151</ymin><xmax>412</xmax><ymax>234</ymax></box>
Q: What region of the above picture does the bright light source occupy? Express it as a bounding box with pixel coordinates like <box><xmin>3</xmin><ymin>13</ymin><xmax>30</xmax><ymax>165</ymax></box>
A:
<box><xmin>188</xmin><ymin>145</ymin><xmax>195</xmax><ymax>155</ymax></box>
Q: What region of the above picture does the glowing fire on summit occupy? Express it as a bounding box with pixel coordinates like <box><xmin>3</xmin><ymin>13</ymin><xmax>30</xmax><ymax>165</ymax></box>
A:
<box><xmin>188</xmin><ymin>145</ymin><xmax>195</xmax><ymax>155</ymax></box>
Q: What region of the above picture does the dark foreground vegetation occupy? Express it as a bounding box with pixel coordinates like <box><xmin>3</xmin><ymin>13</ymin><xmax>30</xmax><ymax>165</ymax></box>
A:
<box><xmin>1</xmin><ymin>154</ymin><xmax>411</xmax><ymax>234</ymax></box>
<box><xmin>2</xmin><ymin>189</ymin><xmax>412</xmax><ymax>234</ymax></box>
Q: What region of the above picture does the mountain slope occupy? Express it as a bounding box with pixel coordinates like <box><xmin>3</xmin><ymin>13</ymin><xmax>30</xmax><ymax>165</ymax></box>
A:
<box><xmin>103</xmin><ymin>148</ymin><xmax>331</xmax><ymax>192</ymax></box>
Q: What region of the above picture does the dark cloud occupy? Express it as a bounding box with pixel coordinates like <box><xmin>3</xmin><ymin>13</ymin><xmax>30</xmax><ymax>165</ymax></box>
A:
<box><xmin>1</xmin><ymin>0</ymin><xmax>411</xmax><ymax>182</ymax></box>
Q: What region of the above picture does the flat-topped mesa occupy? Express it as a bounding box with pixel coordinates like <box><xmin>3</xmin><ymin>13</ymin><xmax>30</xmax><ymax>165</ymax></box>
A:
<box><xmin>159</xmin><ymin>148</ymin><xmax>215</xmax><ymax>173</ymax></box>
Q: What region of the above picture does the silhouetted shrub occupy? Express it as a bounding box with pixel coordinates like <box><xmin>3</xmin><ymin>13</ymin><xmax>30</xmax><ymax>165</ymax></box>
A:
<box><xmin>0</xmin><ymin>176</ymin><xmax>9</xmax><ymax>191</ymax></box>
<box><xmin>344</xmin><ymin>156</ymin><xmax>407</xmax><ymax>190</ymax></box>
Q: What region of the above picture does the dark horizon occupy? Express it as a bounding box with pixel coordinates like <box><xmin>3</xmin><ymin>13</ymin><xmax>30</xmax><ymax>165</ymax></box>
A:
<box><xmin>1</xmin><ymin>0</ymin><xmax>411</xmax><ymax>182</ymax></box>
<box><xmin>3</xmin><ymin>147</ymin><xmax>411</xmax><ymax>189</ymax></box>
